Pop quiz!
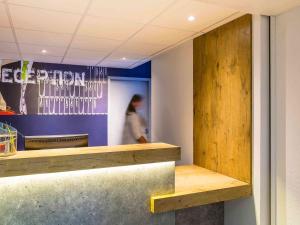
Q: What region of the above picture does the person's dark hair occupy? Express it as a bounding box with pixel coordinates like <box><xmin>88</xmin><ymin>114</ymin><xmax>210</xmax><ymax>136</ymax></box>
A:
<box><xmin>126</xmin><ymin>94</ymin><xmax>143</xmax><ymax>115</ymax></box>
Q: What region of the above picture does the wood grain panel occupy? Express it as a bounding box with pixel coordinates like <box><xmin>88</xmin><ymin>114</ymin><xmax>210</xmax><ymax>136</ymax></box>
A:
<box><xmin>0</xmin><ymin>143</ymin><xmax>180</xmax><ymax>177</ymax></box>
<box><xmin>150</xmin><ymin>165</ymin><xmax>252</xmax><ymax>213</ymax></box>
<box><xmin>193</xmin><ymin>15</ymin><xmax>252</xmax><ymax>183</ymax></box>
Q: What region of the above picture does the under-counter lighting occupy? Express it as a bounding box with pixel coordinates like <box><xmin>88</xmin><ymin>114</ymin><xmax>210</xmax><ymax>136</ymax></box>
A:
<box><xmin>0</xmin><ymin>161</ymin><xmax>174</xmax><ymax>184</ymax></box>
<box><xmin>121</xmin><ymin>57</ymin><xmax>127</xmax><ymax>60</ymax></box>
<box><xmin>187</xmin><ymin>15</ymin><xmax>195</xmax><ymax>22</ymax></box>
<box><xmin>41</xmin><ymin>49</ymin><xmax>47</xmax><ymax>54</ymax></box>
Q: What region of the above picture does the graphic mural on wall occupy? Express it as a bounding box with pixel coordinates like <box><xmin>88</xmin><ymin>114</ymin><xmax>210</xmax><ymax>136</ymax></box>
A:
<box><xmin>0</xmin><ymin>61</ymin><xmax>108</xmax><ymax>115</ymax></box>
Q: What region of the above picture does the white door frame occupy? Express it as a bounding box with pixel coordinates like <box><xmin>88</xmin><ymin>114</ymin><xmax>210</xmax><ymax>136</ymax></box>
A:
<box><xmin>270</xmin><ymin>16</ymin><xmax>286</xmax><ymax>225</ymax></box>
<box><xmin>107</xmin><ymin>76</ymin><xmax>151</xmax><ymax>144</ymax></box>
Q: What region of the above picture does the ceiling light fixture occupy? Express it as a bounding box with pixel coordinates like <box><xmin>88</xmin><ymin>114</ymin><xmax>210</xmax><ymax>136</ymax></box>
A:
<box><xmin>187</xmin><ymin>15</ymin><xmax>195</xmax><ymax>22</ymax></box>
<box><xmin>41</xmin><ymin>49</ymin><xmax>47</xmax><ymax>54</ymax></box>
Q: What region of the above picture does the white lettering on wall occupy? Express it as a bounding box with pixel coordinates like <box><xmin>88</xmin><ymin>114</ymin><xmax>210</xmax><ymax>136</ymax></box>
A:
<box><xmin>13</xmin><ymin>69</ymin><xmax>22</xmax><ymax>83</ymax></box>
<box><xmin>37</xmin><ymin>70</ymin><xmax>48</xmax><ymax>81</ymax></box>
<box><xmin>0</xmin><ymin>68</ymin><xmax>86</xmax><ymax>86</ymax></box>
<box><xmin>53</xmin><ymin>70</ymin><xmax>62</xmax><ymax>85</ymax></box>
<box><xmin>64</xmin><ymin>71</ymin><xmax>74</xmax><ymax>86</ymax></box>
<box><xmin>75</xmin><ymin>72</ymin><xmax>85</xmax><ymax>86</ymax></box>
<box><xmin>1</xmin><ymin>68</ymin><xmax>13</xmax><ymax>83</ymax></box>
<box><xmin>27</xmin><ymin>70</ymin><xmax>36</xmax><ymax>84</ymax></box>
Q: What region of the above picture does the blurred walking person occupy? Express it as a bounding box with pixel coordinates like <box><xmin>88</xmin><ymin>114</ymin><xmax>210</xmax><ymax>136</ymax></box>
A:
<box><xmin>122</xmin><ymin>94</ymin><xmax>148</xmax><ymax>144</ymax></box>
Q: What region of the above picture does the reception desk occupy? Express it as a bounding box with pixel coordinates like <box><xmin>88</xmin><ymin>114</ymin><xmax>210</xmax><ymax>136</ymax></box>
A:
<box><xmin>0</xmin><ymin>143</ymin><xmax>251</xmax><ymax>225</ymax></box>
<box><xmin>0</xmin><ymin>143</ymin><xmax>180</xmax><ymax>225</ymax></box>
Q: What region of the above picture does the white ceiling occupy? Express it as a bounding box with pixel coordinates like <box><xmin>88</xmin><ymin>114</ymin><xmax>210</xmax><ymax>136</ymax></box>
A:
<box><xmin>195</xmin><ymin>0</ymin><xmax>300</xmax><ymax>15</ymax></box>
<box><xmin>0</xmin><ymin>0</ymin><xmax>299</xmax><ymax>68</ymax></box>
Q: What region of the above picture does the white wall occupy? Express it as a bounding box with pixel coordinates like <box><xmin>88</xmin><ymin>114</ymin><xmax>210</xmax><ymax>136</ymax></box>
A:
<box><xmin>272</xmin><ymin>6</ymin><xmax>300</xmax><ymax>225</ymax></box>
<box><xmin>151</xmin><ymin>40</ymin><xmax>193</xmax><ymax>165</ymax></box>
<box><xmin>225</xmin><ymin>15</ymin><xmax>270</xmax><ymax>225</ymax></box>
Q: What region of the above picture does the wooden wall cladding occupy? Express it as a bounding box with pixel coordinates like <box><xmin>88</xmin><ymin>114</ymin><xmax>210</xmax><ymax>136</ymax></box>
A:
<box><xmin>193</xmin><ymin>15</ymin><xmax>252</xmax><ymax>184</ymax></box>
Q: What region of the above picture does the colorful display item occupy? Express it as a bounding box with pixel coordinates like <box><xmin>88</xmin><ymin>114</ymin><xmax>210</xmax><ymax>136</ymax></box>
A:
<box><xmin>0</xmin><ymin>123</ymin><xmax>17</xmax><ymax>157</ymax></box>
<box><xmin>0</xmin><ymin>111</ymin><xmax>16</xmax><ymax>115</ymax></box>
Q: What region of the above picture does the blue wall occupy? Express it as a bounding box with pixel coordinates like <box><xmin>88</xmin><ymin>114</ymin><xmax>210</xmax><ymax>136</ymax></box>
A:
<box><xmin>108</xmin><ymin>62</ymin><xmax>151</xmax><ymax>78</ymax></box>
<box><xmin>0</xmin><ymin>115</ymin><xmax>107</xmax><ymax>150</ymax></box>
<box><xmin>0</xmin><ymin>61</ymin><xmax>151</xmax><ymax>150</ymax></box>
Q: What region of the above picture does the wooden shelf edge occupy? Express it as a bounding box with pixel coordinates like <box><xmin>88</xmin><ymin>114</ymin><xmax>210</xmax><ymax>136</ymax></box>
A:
<box><xmin>150</xmin><ymin>165</ymin><xmax>253</xmax><ymax>213</ymax></box>
<box><xmin>151</xmin><ymin>180</ymin><xmax>252</xmax><ymax>213</ymax></box>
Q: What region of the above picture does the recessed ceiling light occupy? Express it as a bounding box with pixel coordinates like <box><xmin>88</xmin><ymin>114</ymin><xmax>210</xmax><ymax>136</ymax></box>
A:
<box><xmin>121</xmin><ymin>57</ymin><xmax>127</xmax><ymax>60</ymax></box>
<box><xmin>41</xmin><ymin>49</ymin><xmax>47</xmax><ymax>54</ymax></box>
<box><xmin>187</xmin><ymin>15</ymin><xmax>195</xmax><ymax>22</ymax></box>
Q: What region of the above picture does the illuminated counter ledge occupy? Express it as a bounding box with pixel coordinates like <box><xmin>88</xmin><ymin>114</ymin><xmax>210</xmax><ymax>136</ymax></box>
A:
<box><xmin>0</xmin><ymin>143</ymin><xmax>180</xmax><ymax>178</ymax></box>
<box><xmin>151</xmin><ymin>165</ymin><xmax>252</xmax><ymax>213</ymax></box>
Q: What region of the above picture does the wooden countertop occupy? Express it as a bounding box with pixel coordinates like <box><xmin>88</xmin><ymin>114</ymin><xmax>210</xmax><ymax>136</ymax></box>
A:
<box><xmin>150</xmin><ymin>165</ymin><xmax>252</xmax><ymax>213</ymax></box>
<box><xmin>0</xmin><ymin>143</ymin><xmax>180</xmax><ymax>178</ymax></box>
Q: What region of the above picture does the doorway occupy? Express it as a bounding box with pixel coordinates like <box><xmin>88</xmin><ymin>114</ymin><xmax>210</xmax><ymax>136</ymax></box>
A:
<box><xmin>108</xmin><ymin>77</ymin><xmax>151</xmax><ymax>146</ymax></box>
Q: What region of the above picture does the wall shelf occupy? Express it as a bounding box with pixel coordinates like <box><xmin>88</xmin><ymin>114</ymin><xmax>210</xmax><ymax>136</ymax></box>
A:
<box><xmin>151</xmin><ymin>165</ymin><xmax>252</xmax><ymax>213</ymax></box>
